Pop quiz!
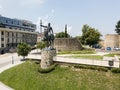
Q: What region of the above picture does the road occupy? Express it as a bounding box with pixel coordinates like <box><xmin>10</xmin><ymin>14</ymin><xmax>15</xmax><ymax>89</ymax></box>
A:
<box><xmin>0</xmin><ymin>53</ymin><xmax>22</xmax><ymax>68</ymax></box>
<box><xmin>0</xmin><ymin>49</ymin><xmax>41</xmax><ymax>69</ymax></box>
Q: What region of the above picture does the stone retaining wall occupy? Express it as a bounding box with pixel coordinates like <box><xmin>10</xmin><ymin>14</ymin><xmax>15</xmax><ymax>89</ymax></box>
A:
<box><xmin>54</xmin><ymin>38</ymin><xmax>82</xmax><ymax>51</ymax></box>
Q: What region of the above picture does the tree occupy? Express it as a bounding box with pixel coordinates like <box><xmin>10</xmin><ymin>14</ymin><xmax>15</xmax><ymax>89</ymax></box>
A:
<box><xmin>55</xmin><ymin>32</ymin><xmax>70</xmax><ymax>38</ymax></box>
<box><xmin>80</xmin><ymin>25</ymin><xmax>101</xmax><ymax>46</ymax></box>
<box><xmin>36</xmin><ymin>42</ymin><xmax>46</xmax><ymax>50</ymax></box>
<box><xmin>82</xmin><ymin>24</ymin><xmax>90</xmax><ymax>34</ymax></box>
<box><xmin>115</xmin><ymin>20</ymin><xmax>120</xmax><ymax>35</ymax></box>
<box><xmin>65</xmin><ymin>24</ymin><xmax>68</xmax><ymax>38</ymax></box>
<box><xmin>85</xmin><ymin>28</ymin><xmax>101</xmax><ymax>46</ymax></box>
<box><xmin>17</xmin><ymin>43</ymin><xmax>31</xmax><ymax>60</ymax></box>
<box><xmin>80</xmin><ymin>24</ymin><xmax>91</xmax><ymax>44</ymax></box>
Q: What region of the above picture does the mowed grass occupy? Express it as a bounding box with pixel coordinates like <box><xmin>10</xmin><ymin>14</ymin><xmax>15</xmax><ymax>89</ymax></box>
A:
<box><xmin>58</xmin><ymin>50</ymin><xmax>96</xmax><ymax>54</ymax></box>
<box><xmin>104</xmin><ymin>53</ymin><xmax>120</xmax><ymax>57</ymax></box>
<box><xmin>67</xmin><ymin>55</ymin><xmax>103</xmax><ymax>60</ymax></box>
<box><xmin>0</xmin><ymin>61</ymin><xmax>120</xmax><ymax>90</ymax></box>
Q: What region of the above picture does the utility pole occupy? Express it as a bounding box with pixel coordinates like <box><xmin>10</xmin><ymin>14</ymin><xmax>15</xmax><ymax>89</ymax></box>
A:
<box><xmin>40</xmin><ymin>20</ymin><xmax>42</xmax><ymax>33</ymax></box>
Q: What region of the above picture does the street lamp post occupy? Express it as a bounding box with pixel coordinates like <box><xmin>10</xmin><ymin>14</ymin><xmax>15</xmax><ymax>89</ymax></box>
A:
<box><xmin>10</xmin><ymin>48</ymin><xmax>14</xmax><ymax>64</ymax></box>
<box><xmin>12</xmin><ymin>54</ymin><xmax>14</xmax><ymax>64</ymax></box>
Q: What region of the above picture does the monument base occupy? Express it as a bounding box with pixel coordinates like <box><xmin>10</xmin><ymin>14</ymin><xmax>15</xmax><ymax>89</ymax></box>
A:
<box><xmin>41</xmin><ymin>49</ymin><xmax>56</xmax><ymax>69</ymax></box>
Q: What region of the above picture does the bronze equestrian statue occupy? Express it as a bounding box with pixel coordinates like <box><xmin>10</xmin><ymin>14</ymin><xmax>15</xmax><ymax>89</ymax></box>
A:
<box><xmin>40</xmin><ymin>22</ymin><xmax>54</xmax><ymax>49</ymax></box>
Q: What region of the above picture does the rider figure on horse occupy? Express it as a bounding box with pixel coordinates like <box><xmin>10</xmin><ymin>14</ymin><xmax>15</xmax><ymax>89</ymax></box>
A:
<box><xmin>40</xmin><ymin>23</ymin><xmax>54</xmax><ymax>48</ymax></box>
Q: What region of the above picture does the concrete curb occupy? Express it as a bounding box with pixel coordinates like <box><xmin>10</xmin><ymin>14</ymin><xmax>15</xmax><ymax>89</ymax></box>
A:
<box><xmin>0</xmin><ymin>82</ymin><xmax>13</xmax><ymax>90</ymax></box>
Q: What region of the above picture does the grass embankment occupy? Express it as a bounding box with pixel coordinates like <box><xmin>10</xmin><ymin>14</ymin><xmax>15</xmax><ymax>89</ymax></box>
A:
<box><xmin>104</xmin><ymin>53</ymin><xmax>120</xmax><ymax>57</ymax></box>
<box><xmin>58</xmin><ymin>49</ymin><xmax>102</xmax><ymax>60</ymax></box>
<box><xmin>68</xmin><ymin>55</ymin><xmax>103</xmax><ymax>60</ymax></box>
<box><xmin>58</xmin><ymin>49</ymin><xmax>95</xmax><ymax>55</ymax></box>
<box><xmin>0</xmin><ymin>61</ymin><xmax>120</xmax><ymax>90</ymax></box>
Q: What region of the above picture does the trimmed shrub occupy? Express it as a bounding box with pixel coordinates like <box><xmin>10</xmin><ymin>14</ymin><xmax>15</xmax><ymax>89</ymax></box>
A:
<box><xmin>111</xmin><ymin>68</ymin><xmax>120</xmax><ymax>73</ymax></box>
<box><xmin>97</xmin><ymin>67</ymin><xmax>108</xmax><ymax>72</ymax></box>
<box><xmin>38</xmin><ymin>64</ymin><xmax>57</xmax><ymax>73</ymax></box>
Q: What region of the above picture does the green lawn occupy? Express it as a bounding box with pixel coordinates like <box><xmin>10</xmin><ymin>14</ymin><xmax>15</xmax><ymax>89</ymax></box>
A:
<box><xmin>58</xmin><ymin>50</ymin><xmax>96</xmax><ymax>54</ymax></box>
<box><xmin>0</xmin><ymin>61</ymin><xmax>120</xmax><ymax>90</ymax></box>
<box><xmin>67</xmin><ymin>55</ymin><xmax>103</xmax><ymax>60</ymax></box>
<box><xmin>104</xmin><ymin>53</ymin><xmax>120</xmax><ymax>57</ymax></box>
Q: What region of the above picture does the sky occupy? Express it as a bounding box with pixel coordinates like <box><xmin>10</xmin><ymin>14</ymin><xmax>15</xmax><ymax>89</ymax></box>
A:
<box><xmin>0</xmin><ymin>0</ymin><xmax>120</xmax><ymax>38</ymax></box>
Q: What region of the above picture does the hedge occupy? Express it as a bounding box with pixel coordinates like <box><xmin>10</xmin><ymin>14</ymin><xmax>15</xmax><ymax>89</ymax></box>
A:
<box><xmin>111</xmin><ymin>68</ymin><xmax>120</xmax><ymax>73</ymax></box>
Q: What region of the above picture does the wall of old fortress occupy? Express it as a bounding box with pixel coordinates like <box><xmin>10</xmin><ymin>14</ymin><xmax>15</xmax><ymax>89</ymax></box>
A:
<box><xmin>54</xmin><ymin>38</ymin><xmax>82</xmax><ymax>51</ymax></box>
<box><xmin>104</xmin><ymin>34</ymin><xmax>120</xmax><ymax>50</ymax></box>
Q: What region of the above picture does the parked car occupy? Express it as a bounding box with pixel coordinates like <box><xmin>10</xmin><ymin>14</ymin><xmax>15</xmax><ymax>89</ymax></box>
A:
<box><xmin>114</xmin><ymin>48</ymin><xmax>120</xmax><ymax>51</ymax></box>
<box><xmin>106</xmin><ymin>47</ymin><xmax>111</xmax><ymax>51</ymax></box>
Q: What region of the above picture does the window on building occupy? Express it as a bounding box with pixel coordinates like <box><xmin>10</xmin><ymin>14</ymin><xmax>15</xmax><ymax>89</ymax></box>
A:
<box><xmin>11</xmin><ymin>21</ymin><xmax>13</xmax><ymax>24</ymax></box>
<box><xmin>6</xmin><ymin>20</ymin><xmax>8</xmax><ymax>23</ymax></box>
<box><xmin>12</xmin><ymin>33</ymin><xmax>14</xmax><ymax>37</ymax></box>
<box><xmin>1</xmin><ymin>38</ymin><xmax>4</xmax><ymax>41</ymax></box>
<box><xmin>16</xmin><ymin>33</ymin><xmax>18</xmax><ymax>37</ymax></box>
<box><xmin>12</xmin><ymin>43</ymin><xmax>14</xmax><ymax>47</ymax></box>
<box><xmin>7</xmin><ymin>32</ymin><xmax>9</xmax><ymax>36</ymax></box>
<box><xmin>1</xmin><ymin>31</ymin><xmax>4</xmax><ymax>35</ymax></box>
<box><xmin>1</xmin><ymin>44</ymin><xmax>4</xmax><ymax>47</ymax></box>
<box><xmin>7</xmin><ymin>38</ymin><xmax>9</xmax><ymax>42</ymax></box>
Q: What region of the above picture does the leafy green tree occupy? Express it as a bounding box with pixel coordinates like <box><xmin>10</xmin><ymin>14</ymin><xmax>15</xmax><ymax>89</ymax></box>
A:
<box><xmin>80</xmin><ymin>24</ymin><xmax>91</xmax><ymax>44</ymax></box>
<box><xmin>36</xmin><ymin>42</ymin><xmax>46</xmax><ymax>50</ymax></box>
<box><xmin>85</xmin><ymin>28</ymin><xmax>101</xmax><ymax>46</ymax></box>
<box><xmin>80</xmin><ymin>25</ymin><xmax>101</xmax><ymax>46</ymax></box>
<box><xmin>55</xmin><ymin>32</ymin><xmax>70</xmax><ymax>38</ymax></box>
<box><xmin>17</xmin><ymin>43</ymin><xmax>31</xmax><ymax>60</ymax></box>
<box><xmin>115</xmin><ymin>20</ymin><xmax>120</xmax><ymax>35</ymax></box>
<box><xmin>82</xmin><ymin>24</ymin><xmax>90</xmax><ymax>34</ymax></box>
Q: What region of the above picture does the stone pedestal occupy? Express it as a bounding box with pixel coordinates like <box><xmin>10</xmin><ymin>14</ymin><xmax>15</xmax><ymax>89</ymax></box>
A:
<box><xmin>41</xmin><ymin>49</ymin><xmax>56</xmax><ymax>69</ymax></box>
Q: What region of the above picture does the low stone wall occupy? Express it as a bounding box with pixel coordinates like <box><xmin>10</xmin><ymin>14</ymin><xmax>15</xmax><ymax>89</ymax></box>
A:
<box><xmin>54</xmin><ymin>38</ymin><xmax>82</xmax><ymax>51</ymax></box>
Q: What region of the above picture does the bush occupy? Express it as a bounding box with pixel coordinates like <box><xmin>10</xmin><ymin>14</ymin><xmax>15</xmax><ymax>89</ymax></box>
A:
<box><xmin>111</xmin><ymin>68</ymin><xmax>120</xmax><ymax>73</ymax></box>
<box><xmin>38</xmin><ymin>64</ymin><xmax>56</xmax><ymax>73</ymax></box>
<box><xmin>74</xmin><ymin>65</ymin><xmax>87</xmax><ymax>69</ymax></box>
<box><xmin>97</xmin><ymin>67</ymin><xmax>108</xmax><ymax>72</ymax></box>
<box><xmin>74</xmin><ymin>64</ymin><xmax>108</xmax><ymax>72</ymax></box>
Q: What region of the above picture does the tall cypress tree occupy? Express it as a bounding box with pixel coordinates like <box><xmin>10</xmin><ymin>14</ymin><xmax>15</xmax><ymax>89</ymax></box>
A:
<box><xmin>115</xmin><ymin>20</ymin><xmax>120</xmax><ymax>35</ymax></box>
<box><xmin>65</xmin><ymin>24</ymin><xmax>67</xmax><ymax>38</ymax></box>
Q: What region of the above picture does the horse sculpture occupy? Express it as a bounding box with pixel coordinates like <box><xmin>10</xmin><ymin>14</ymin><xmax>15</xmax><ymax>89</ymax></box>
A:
<box><xmin>40</xmin><ymin>23</ymin><xmax>54</xmax><ymax>48</ymax></box>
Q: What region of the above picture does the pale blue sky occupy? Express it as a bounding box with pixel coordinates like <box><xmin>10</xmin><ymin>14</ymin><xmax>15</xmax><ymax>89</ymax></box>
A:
<box><xmin>0</xmin><ymin>0</ymin><xmax>120</xmax><ymax>38</ymax></box>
